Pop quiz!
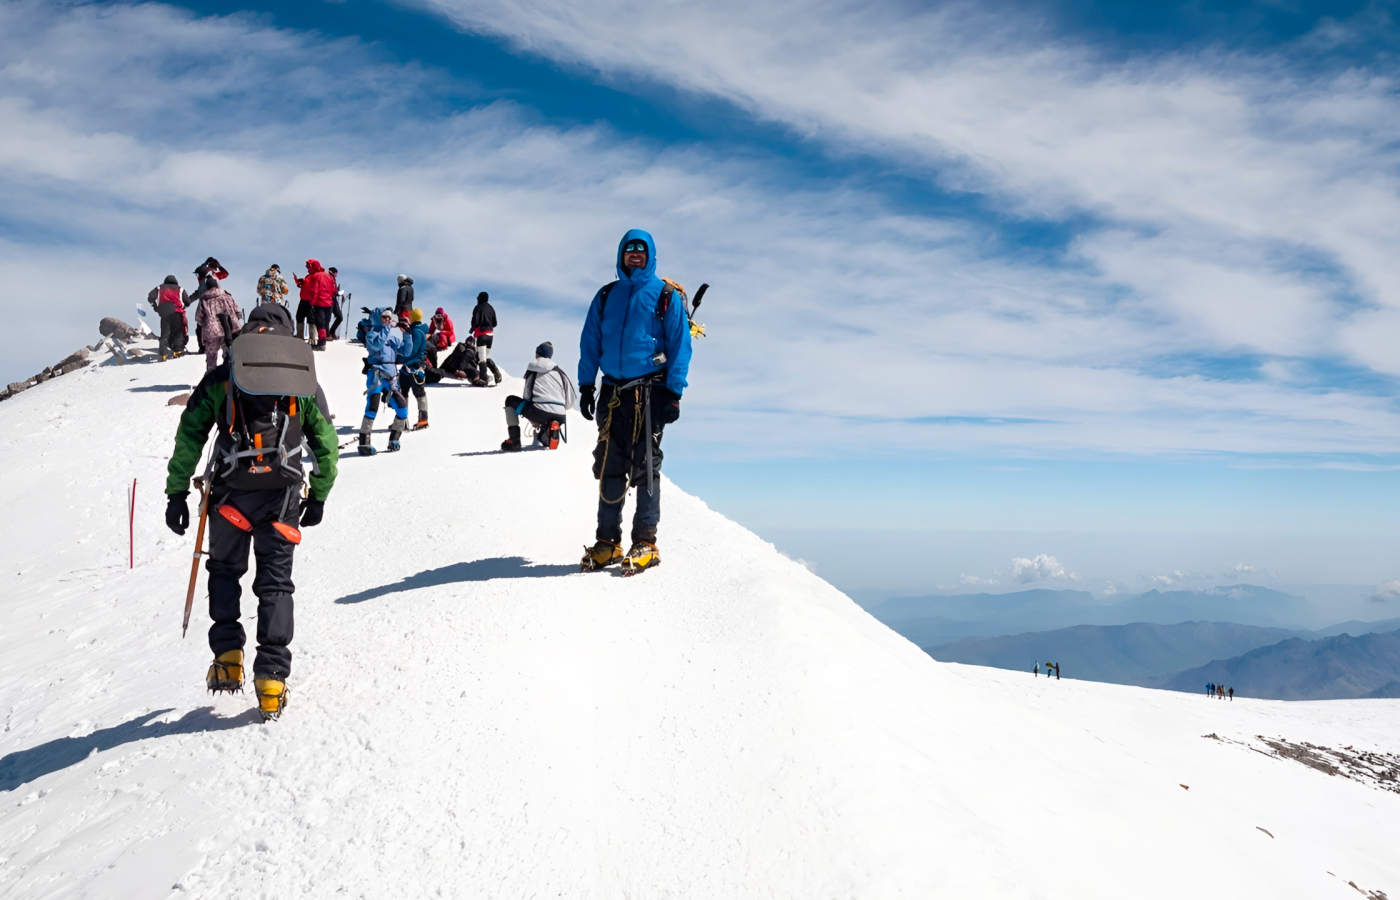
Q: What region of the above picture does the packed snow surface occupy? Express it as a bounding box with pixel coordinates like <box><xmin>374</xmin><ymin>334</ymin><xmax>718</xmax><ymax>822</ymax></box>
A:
<box><xmin>1</xmin><ymin>343</ymin><xmax>1397</xmax><ymax>899</ymax></box>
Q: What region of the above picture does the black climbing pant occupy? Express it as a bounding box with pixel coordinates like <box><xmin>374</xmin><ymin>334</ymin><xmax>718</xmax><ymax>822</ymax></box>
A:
<box><xmin>206</xmin><ymin>488</ymin><xmax>298</xmax><ymax>679</ymax></box>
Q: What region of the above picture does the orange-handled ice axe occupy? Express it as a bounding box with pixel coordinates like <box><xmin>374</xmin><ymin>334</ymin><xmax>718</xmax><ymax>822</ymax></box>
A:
<box><xmin>183</xmin><ymin>475</ymin><xmax>211</xmax><ymax>638</ymax></box>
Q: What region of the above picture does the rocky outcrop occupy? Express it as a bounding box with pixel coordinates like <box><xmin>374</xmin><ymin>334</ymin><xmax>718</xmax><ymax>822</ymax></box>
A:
<box><xmin>0</xmin><ymin>348</ymin><xmax>92</xmax><ymax>403</ymax></box>
<box><xmin>98</xmin><ymin>317</ymin><xmax>142</xmax><ymax>342</ymax></box>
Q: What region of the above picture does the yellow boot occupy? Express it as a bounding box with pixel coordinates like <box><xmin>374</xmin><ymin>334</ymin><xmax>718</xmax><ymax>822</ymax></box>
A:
<box><xmin>206</xmin><ymin>649</ymin><xmax>244</xmax><ymax>694</ymax></box>
<box><xmin>620</xmin><ymin>541</ymin><xmax>660</xmax><ymax>576</ymax></box>
<box><xmin>580</xmin><ymin>539</ymin><xmax>623</xmax><ymax>572</ymax></box>
<box><xmin>254</xmin><ymin>679</ymin><xmax>288</xmax><ymax>722</ymax></box>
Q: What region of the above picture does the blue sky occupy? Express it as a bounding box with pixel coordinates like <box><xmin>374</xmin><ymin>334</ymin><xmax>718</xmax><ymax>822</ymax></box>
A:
<box><xmin>1</xmin><ymin>0</ymin><xmax>1398</xmax><ymax>608</ymax></box>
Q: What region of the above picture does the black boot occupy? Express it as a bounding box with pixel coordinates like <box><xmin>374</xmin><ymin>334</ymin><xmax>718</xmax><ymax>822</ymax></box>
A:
<box><xmin>501</xmin><ymin>425</ymin><xmax>521</xmax><ymax>452</ymax></box>
<box><xmin>486</xmin><ymin>359</ymin><xmax>503</xmax><ymax>385</ymax></box>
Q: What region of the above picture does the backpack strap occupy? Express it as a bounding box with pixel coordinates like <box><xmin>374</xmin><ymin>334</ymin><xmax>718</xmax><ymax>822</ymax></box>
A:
<box><xmin>598</xmin><ymin>281</ymin><xmax>618</xmax><ymax>317</ymax></box>
<box><xmin>656</xmin><ymin>284</ymin><xmax>673</xmax><ymax>322</ymax></box>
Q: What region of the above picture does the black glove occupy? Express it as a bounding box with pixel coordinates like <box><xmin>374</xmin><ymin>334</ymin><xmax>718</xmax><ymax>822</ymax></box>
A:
<box><xmin>580</xmin><ymin>384</ymin><xmax>596</xmax><ymax>421</ymax></box>
<box><xmin>360</xmin><ymin>306</ymin><xmax>371</xmax><ymax>315</ymax></box>
<box><xmin>299</xmin><ymin>498</ymin><xmax>325</xmax><ymax>528</ymax></box>
<box><xmin>166</xmin><ymin>492</ymin><xmax>190</xmax><ymax>535</ymax></box>
<box><xmin>655</xmin><ymin>386</ymin><xmax>681</xmax><ymax>424</ymax></box>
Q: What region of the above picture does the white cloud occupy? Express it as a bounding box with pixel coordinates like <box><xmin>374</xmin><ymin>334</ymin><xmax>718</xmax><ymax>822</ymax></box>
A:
<box><xmin>1150</xmin><ymin>571</ymin><xmax>1186</xmax><ymax>586</ymax></box>
<box><xmin>1009</xmin><ymin>555</ymin><xmax>1074</xmax><ymax>583</ymax></box>
<box><xmin>959</xmin><ymin>573</ymin><xmax>998</xmax><ymax>586</ymax></box>
<box><xmin>1224</xmin><ymin>563</ymin><xmax>1258</xmax><ymax>579</ymax></box>
<box><xmin>1371</xmin><ymin>581</ymin><xmax>1400</xmax><ymax>603</ymax></box>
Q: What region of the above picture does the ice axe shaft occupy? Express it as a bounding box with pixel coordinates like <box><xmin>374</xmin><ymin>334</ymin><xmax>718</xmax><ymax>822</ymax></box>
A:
<box><xmin>182</xmin><ymin>480</ymin><xmax>211</xmax><ymax>638</ymax></box>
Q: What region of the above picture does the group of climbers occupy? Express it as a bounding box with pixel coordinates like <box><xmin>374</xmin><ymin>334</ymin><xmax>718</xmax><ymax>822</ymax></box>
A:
<box><xmin>160</xmin><ymin>228</ymin><xmax>697</xmax><ymax>722</ymax></box>
<box><xmin>148</xmin><ymin>257</ymin><xmax>351</xmax><ymax>367</ymax></box>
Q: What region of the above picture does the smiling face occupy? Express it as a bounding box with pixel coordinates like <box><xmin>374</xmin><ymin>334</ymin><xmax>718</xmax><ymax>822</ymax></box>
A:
<box><xmin>622</xmin><ymin>239</ymin><xmax>648</xmax><ymax>271</ymax></box>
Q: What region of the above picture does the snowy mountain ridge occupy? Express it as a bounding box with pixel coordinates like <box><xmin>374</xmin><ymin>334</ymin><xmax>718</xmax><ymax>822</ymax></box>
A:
<box><xmin>0</xmin><ymin>342</ymin><xmax>1397</xmax><ymax>899</ymax></box>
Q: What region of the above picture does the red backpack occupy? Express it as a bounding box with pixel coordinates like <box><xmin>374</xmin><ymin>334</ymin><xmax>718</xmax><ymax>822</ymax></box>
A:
<box><xmin>159</xmin><ymin>285</ymin><xmax>184</xmax><ymax>312</ymax></box>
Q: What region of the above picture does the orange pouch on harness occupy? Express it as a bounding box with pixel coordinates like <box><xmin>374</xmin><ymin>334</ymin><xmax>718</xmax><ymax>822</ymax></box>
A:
<box><xmin>271</xmin><ymin>522</ymin><xmax>302</xmax><ymax>544</ymax></box>
<box><xmin>217</xmin><ymin>505</ymin><xmax>253</xmax><ymax>532</ymax></box>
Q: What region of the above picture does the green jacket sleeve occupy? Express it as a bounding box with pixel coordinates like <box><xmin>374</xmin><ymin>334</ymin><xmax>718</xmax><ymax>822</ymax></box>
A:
<box><xmin>301</xmin><ymin>396</ymin><xmax>339</xmax><ymax>501</ymax></box>
<box><xmin>165</xmin><ymin>379</ymin><xmax>226</xmax><ymax>495</ymax></box>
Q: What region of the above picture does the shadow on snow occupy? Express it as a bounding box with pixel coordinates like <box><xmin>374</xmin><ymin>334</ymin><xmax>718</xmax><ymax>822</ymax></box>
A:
<box><xmin>0</xmin><ymin>707</ymin><xmax>260</xmax><ymax>793</ymax></box>
<box><xmin>127</xmin><ymin>384</ymin><xmax>191</xmax><ymax>393</ymax></box>
<box><xmin>335</xmin><ymin>556</ymin><xmax>578</xmax><ymax>604</ymax></box>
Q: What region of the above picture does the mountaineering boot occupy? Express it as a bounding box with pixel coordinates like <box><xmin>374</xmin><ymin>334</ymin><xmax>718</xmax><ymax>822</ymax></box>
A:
<box><xmin>207</xmin><ymin>649</ymin><xmax>245</xmax><ymax>694</ymax></box>
<box><xmin>387</xmin><ymin>419</ymin><xmax>405</xmax><ymax>452</ymax></box>
<box><xmin>387</xmin><ymin>439</ymin><xmax>402</xmax><ymax>452</ymax></box>
<box><xmin>487</xmin><ymin>359</ymin><xmax>503</xmax><ymax>386</ymax></box>
<box><xmin>547</xmin><ymin>421</ymin><xmax>561</xmax><ymax>450</ymax></box>
<box><xmin>501</xmin><ymin>425</ymin><xmax>522</xmax><ymax>452</ymax></box>
<box><xmin>413</xmin><ymin>412</ymin><xmax>429</xmax><ymax>431</ymax></box>
<box><xmin>254</xmin><ymin>679</ymin><xmax>287</xmax><ymax>722</ymax></box>
<box><xmin>357</xmin><ymin>433</ymin><xmax>376</xmax><ymax>457</ymax></box>
<box><xmin>621</xmin><ymin>541</ymin><xmax>661</xmax><ymax>576</ymax></box>
<box><xmin>580</xmin><ymin>539</ymin><xmax>624</xmax><ymax>572</ymax></box>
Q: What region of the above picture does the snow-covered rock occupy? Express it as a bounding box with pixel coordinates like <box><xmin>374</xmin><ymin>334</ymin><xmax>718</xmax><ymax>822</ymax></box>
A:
<box><xmin>0</xmin><ymin>343</ymin><xmax>1396</xmax><ymax>899</ymax></box>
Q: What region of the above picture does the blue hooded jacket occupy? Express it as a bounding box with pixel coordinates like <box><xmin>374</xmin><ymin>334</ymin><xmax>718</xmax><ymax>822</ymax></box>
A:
<box><xmin>398</xmin><ymin>321</ymin><xmax>429</xmax><ymax>368</ymax></box>
<box><xmin>578</xmin><ymin>229</ymin><xmax>692</xmax><ymax>396</ymax></box>
<box><xmin>364</xmin><ymin>308</ymin><xmax>404</xmax><ymax>378</ymax></box>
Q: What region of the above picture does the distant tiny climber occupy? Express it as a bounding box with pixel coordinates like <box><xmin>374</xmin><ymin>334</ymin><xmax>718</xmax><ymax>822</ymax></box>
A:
<box><xmin>1228</xmin><ymin>686</ymin><xmax>1234</xmax><ymax>701</ymax></box>
<box><xmin>1033</xmin><ymin>662</ymin><xmax>1039</xmax><ymax>678</ymax></box>
<box><xmin>1054</xmin><ymin>662</ymin><xmax>1061</xmax><ymax>680</ymax></box>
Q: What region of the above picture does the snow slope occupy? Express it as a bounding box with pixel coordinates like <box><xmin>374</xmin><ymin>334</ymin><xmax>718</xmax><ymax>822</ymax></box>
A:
<box><xmin>1</xmin><ymin>342</ymin><xmax>1397</xmax><ymax>899</ymax></box>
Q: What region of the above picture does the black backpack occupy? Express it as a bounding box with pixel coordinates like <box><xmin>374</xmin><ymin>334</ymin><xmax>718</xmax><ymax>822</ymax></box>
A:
<box><xmin>216</xmin><ymin>388</ymin><xmax>307</xmax><ymax>491</ymax></box>
<box><xmin>215</xmin><ymin>331</ymin><xmax>320</xmax><ymax>491</ymax></box>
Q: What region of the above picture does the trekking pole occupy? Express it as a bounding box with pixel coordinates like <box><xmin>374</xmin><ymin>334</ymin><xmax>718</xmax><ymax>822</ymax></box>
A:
<box><xmin>128</xmin><ymin>478</ymin><xmax>137</xmax><ymax>569</ymax></box>
<box><xmin>183</xmin><ymin>477</ymin><xmax>210</xmax><ymax>638</ymax></box>
<box><xmin>644</xmin><ymin>382</ymin><xmax>655</xmax><ymax>497</ymax></box>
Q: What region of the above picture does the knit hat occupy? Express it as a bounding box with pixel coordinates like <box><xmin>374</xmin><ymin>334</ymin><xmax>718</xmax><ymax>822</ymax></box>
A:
<box><xmin>163</xmin><ymin>275</ymin><xmax>179</xmax><ymax>285</ymax></box>
<box><xmin>270</xmin><ymin>264</ymin><xmax>280</xmax><ymax>270</ymax></box>
<box><xmin>397</xmin><ymin>274</ymin><xmax>407</xmax><ymax>285</ymax></box>
<box><xmin>535</xmin><ymin>341</ymin><xmax>553</xmax><ymax>359</ymax></box>
<box><xmin>477</xmin><ymin>291</ymin><xmax>489</xmax><ymax>302</ymax></box>
<box><xmin>411</xmin><ymin>308</ymin><xmax>424</xmax><ymax>324</ymax></box>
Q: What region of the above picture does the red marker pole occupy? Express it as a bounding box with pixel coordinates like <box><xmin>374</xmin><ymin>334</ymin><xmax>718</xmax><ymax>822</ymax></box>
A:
<box><xmin>128</xmin><ymin>478</ymin><xmax>137</xmax><ymax>569</ymax></box>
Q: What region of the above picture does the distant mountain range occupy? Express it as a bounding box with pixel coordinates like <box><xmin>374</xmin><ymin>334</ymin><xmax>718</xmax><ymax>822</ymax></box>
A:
<box><xmin>1159</xmin><ymin>629</ymin><xmax>1400</xmax><ymax>700</ymax></box>
<box><xmin>925</xmin><ymin>621</ymin><xmax>1304</xmax><ymax>687</ymax></box>
<box><xmin>870</xmin><ymin>584</ymin><xmax>1315</xmax><ymax>647</ymax></box>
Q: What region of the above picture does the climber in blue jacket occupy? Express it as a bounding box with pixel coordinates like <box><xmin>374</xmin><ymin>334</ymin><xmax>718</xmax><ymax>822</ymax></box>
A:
<box><xmin>578</xmin><ymin>229</ymin><xmax>692</xmax><ymax>575</ymax></box>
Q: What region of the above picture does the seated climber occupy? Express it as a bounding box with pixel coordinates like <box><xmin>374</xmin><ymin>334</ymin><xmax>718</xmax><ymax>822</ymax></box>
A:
<box><xmin>501</xmin><ymin>342</ymin><xmax>576</xmax><ymax>452</ymax></box>
<box><xmin>433</xmin><ymin>336</ymin><xmax>486</xmax><ymax>385</ymax></box>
